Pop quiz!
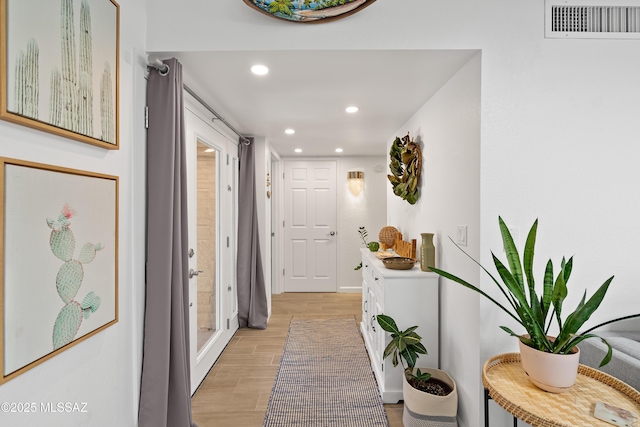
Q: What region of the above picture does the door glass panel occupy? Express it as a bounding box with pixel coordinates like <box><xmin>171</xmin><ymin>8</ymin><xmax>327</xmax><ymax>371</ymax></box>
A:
<box><xmin>197</xmin><ymin>141</ymin><xmax>217</xmax><ymax>352</ymax></box>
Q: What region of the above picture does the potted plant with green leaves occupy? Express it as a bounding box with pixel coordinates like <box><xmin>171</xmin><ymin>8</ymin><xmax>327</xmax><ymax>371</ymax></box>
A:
<box><xmin>354</xmin><ymin>226</ymin><xmax>379</xmax><ymax>270</ymax></box>
<box><xmin>430</xmin><ymin>217</ymin><xmax>640</xmax><ymax>393</ymax></box>
<box><xmin>376</xmin><ymin>314</ymin><xmax>458</xmax><ymax>426</ymax></box>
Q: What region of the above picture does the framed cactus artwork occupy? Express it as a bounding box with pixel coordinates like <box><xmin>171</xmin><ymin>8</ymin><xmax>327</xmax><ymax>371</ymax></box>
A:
<box><xmin>0</xmin><ymin>157</ymin><xmax>118</xmax><ymax>385</ymax></box>
<box><xmin>0</xmin><ymin>0</ymin><xmax>119</xmax><ymax>149</ymax></box>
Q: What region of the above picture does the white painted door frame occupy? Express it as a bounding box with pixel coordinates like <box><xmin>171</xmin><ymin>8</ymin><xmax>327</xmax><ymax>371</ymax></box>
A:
<box><xmin>270</xmin><ymin>152</ymin><xmax>283</xmax><ymax>295</ymax></box>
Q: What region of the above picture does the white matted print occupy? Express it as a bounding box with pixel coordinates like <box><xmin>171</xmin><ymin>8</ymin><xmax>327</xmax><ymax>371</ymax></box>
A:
<box><xmin>1</xmin><ymin>158</ymin><xmax>118</xmax><ymax>384</ymax></box>
<box><xmin>1</xmin><ymin>0</ymin><xmax>119</xmax><ymax>149</ymax></box>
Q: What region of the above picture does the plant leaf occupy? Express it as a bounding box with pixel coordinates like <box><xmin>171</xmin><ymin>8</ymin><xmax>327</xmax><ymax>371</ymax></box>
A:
<box><xmin>403</xmin><ymin>326</ymin><xmax>419</xmax><ymax>335</ymax></box>
<box><xmin>404</xmin><ymin>331</ymin><xmax>422</xmax><ymax>341</ymax></box>
<box><xmin>396</xmin><ymin>336</ymin><xmax>407</xmax><ymax>353</ymax></box>
<box><xmin>541</xmin><ymin>260</ymin><xmax>554</xmax><ymax>320</ymax></box>
<box><xmin>555</xmin><ymin>276</ymin><xmax>614</xmax><ymax>349</ymax></box>
<box><xmin>551</xmin><ymin>263</ymin><xmax>568</xmax><ymax>330</ymax></box>
<box><xmin>500</xmin><ymin>326</ymin><xmax>538</xmax><ymax>348</ymax></box>
<box><xmin>430</xmin><ymin>266</ymin><xmax>523</xmax><ymax>325</ymax></box>
<box><xmin>498</xmin><ymin>217</ymin><xmax>524</xmax><ymax>290</ymax></box>
<box><xmin>492</xmin><ymin>254</ymin><xmax>529</xmax><ymax>308</ymax></box>
<box><xmin>401</xmin><ymin>347</ymin><xmax>418</xmax><ymax>369</ymax></box>
<box><xmin>409</xmin><ymin>342</ymin><xmax>428</xmax><ymax>355</ymax></box>
<box><xmin>582</xmin><ymin>313</ymin><xmax>640</xmax><ymax>335</ymax></box>
<box><xmin>377</xmin><ymin>314</ymin><xmax>400</xmax><ymax>334</ymax></box>
<box><xmin>523</xmin><ymin>220</ymin><xmax>543</xmax><ymax>326</ymax></box>
<box><xmin>383</xmin><ymin>339</ymin><xmax>397</xmax><ymax>360</ymax></box>
<box><xmin>563</xmin><ymin>256</ymin><xmax>573</xmax><ymax>283</ymax></box>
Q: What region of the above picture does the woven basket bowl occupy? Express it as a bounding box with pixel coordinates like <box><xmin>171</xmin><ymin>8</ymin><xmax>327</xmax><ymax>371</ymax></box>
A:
<box><xmin>379</xmin><ymin>226</ymin><xmax>398</xmax><ymax>247</ymax></box>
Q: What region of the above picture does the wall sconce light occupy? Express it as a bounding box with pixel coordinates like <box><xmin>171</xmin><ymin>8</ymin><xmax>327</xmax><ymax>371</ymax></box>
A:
<box><xmin>347</xmin><ymin>171</ymin><xmax>364</xmax><ymax>196</ymax></box>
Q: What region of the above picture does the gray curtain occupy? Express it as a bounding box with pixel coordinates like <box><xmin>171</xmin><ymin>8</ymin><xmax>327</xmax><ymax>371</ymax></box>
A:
<box><xmin>139</xmin><ymin>58</ymin><xmax>197</xmax><ymax>427</ymax></box>
<box><xmin>237</xmin><ymin>138</ymin><xmax>268</xmax><ymax>329</ymax></box>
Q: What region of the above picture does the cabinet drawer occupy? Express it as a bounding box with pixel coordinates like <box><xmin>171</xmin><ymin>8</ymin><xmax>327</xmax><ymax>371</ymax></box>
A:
<box><xmin>362</xmin><ymin>259</ymin><xmax>374</xmax><ymax>283</ymax></box>
<box><xmin>371</xmin><ymin>268</ymin><xmax>384</xmax><ymax>297</ymax></box>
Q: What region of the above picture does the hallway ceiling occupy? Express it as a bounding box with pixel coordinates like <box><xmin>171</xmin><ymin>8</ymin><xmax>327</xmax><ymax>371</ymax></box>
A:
<box><xmin>152</xmin><ymin>50</ymin><xmax>477</xmax><ymax>157</ymax></box>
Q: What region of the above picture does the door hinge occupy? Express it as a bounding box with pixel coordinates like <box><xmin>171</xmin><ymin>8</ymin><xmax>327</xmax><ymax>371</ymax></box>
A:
<box><xmin>283</xmin><ymin>220</ymin><xmax>285</xmax><ymax>228</ymax></box>
<box><xmin>283</xmin><ymin>268</ymin><xmax>285</xmax><ymax>276</ymax></box>
<box><xmin>227</xmin><ymin>236</ymin><xmax>230</xmax><ymax>248</ymax></box>
<box><xmin>144</xmin><ymin>106</ymin><xmax>149</xmax><ymax>129</ymax></box>
<box><xmin>382</xmin><ymin>363</ymin><xmax>384</xmax><ymax>372</ymax></box>
<box><xmin>227</xmin><ymin>318</ymin><xmax>230</xmax><ymax>329</ymax></box>
<box><xmin>226</xmin><ymin>154</ymin><xmax>229</xmax><ymax>165</ymax></box>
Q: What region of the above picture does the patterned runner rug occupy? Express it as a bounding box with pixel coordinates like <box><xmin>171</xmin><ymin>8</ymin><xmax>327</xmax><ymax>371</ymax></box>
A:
<box><xmin>263</xmin><ymin>317</ymin><xmax>389</xmax><ymax>427</ymax></box>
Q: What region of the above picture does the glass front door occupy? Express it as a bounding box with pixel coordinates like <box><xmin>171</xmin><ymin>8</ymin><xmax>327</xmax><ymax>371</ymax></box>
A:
<box><xmin>185</xmin><ymin>100</ymin><xmax>239</xmax><ymax>393</ymax></box>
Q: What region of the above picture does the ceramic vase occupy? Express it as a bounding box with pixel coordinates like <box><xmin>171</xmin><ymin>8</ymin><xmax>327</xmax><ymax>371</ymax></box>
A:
<box><xmin>402</xmin><ymin>368</ymin><xmax>458</xmax><ymax>427</ymax></box>
<box><xmin>518</xmin><ymin>340</ymin><xmax>580</xmax><ymax>393</ymax></box>
<box><xmin>420</xmin><ymin>233</ymin><xmax>435</xmax><ymax>272</ymax></box>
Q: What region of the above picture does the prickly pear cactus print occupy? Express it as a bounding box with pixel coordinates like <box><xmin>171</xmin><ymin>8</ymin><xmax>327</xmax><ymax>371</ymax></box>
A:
<box><xmin>47</xmin><ymin>204</ymin><xmax>103</xmax><ymax>350</ymax></box>
<box><xmin>53</xmin><ymin>302</ymin><xmax>83</xmax><ymax>350</ymax></box>
<box><xmin>81</xmin><ymin>291</ymin><xmax>101</xmax><ymax>319</ymax></box>
<box><xmin>56</xmin><ymin>260</ymin><xmax>83</xmax><ymax>303</ymax></box>
<box><xmin>78</xmin><ymin>242</ymin><xmax>104</xmax><ymax>264</ymax></box>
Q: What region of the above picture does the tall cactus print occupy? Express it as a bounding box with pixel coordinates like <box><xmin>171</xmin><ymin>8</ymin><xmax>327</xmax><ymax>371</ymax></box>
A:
<box><xmin>47</xmin><ymin>204</ymin><xmax>102</xmax><ymax>350</ymax></box>
<box><xmin>13</xmin><ymin>38</ymin><xmax>39</xmax><ymax>119</ymax></box>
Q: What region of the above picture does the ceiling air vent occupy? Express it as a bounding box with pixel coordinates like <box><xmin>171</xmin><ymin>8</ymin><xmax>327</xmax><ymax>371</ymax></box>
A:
<box><xmin>546</xmin><ymin>0</ymin><xmax>640</xmax><ymax>39</ymax></box>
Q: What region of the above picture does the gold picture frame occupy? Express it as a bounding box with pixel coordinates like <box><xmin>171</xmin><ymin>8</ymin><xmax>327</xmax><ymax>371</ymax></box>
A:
<box><xmin>0</xmin><ymin>0</ymin><xmax>120</xmax><ymax>149</ymax></box>
<box><xmin>0</xmin><ymin>157</ymin><xmax>119</xmax><ymax>385</ymax></box>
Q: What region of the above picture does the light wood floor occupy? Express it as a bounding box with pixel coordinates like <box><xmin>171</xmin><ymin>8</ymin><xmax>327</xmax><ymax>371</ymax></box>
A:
<box><xmin>192</xmin><ymin>292</ymin><xmax>404</xmax><ymax>427</ymax></box>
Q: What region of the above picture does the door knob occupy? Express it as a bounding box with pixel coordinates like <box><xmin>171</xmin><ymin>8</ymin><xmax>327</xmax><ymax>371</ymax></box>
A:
<box><xmin>189</xmin><ymin>268</ymin><xmax>203</xmax><ymax>278</ymax></box>
<box><xmin>228</xmin><ymin>285</ymin><xmax>232</xmax><ymax>292</ymax></box>
<box><xmin>188</xmin><ymin>248</ymin><xmax>195</xmax><ymax>258</ymax></box>
<box><xmin>329</xmin><ymin>231</ymin><xmax>336</xmax><ymax>236</ymax></box>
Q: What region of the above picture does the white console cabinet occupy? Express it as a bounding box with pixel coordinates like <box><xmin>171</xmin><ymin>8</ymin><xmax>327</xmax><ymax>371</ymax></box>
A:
<box><xmin>360</xmin><ymin>249</ymin><xmax>439</xmax><ymax>403</ymax></box>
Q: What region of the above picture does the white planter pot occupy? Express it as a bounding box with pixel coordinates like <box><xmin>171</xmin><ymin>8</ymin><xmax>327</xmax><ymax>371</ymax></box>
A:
<box><xmin>402</xmin><ymin>368</ymin><xmax>458</xmax><ymax>427</ymax></box>
<box><xmin>519</xmin><ymin>340</ymin><xmax>580</xmax><ymax>393</ymax></box>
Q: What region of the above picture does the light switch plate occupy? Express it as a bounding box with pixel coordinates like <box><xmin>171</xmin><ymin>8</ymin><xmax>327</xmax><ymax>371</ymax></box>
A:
<box><xmin>456</xmin><ymin>226</ymin><xmax>467</xmax><ymax>246</ymax></box>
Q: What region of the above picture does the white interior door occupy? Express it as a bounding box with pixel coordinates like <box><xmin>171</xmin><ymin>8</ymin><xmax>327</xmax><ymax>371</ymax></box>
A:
<box><xmin>284</xmin><ymin>160</ymin><xmax>337</xmax><ymax>292</ymax></box>
<box><xmin>185</xmin><ymin>100</ymin><xmax>239</xmax><ymax>393</ymax></box>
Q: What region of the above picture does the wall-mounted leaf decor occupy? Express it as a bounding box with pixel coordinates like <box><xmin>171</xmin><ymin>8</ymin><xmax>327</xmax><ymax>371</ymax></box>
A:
<box><xmin>388</xmin><ymin>133</ymin><xmax>422</xmax><ymax>205</ymax></box>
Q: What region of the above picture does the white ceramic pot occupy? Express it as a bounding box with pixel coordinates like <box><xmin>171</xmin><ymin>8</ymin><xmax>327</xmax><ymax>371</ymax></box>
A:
<box><xmin>518</xmin><ymin>340</ymin><xmax>580</xmax><ymax>393</ymax></box>
<box><xmin>402</xmin><ymin>368</ymin><xmax>458</xmax><ymax>427</ymax></box>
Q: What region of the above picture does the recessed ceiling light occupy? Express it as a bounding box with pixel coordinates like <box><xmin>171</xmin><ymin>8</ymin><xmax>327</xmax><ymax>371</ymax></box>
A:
<box><xmin>285</xmin><ymin>128</ymin><xmax>295</xmax><ymax>135</ymax></box>
<box><xmin>335</xmin><ymin>148</ymin><xmax>343</xmax><ymax>153</ymax></box>
<box><xmin>251</xmin><ymin>65</ymin><xmax>269</xmax><ymax>75</ymax></box>
<box><xmin>294</xmin><ymin>148</ymin><xmax>302</xmax><ymax>153</ymax></box>
<box><xmin>346</xmin><ymin>106</ymin><xmax>359</xmax><ymax>113</ymax></box>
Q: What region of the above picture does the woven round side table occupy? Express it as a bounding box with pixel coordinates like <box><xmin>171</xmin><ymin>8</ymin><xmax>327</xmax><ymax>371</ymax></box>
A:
<box><xmin>482</xmin><ymin>353</ymin><xmax>640</xmax><ymax>427</ymax></box>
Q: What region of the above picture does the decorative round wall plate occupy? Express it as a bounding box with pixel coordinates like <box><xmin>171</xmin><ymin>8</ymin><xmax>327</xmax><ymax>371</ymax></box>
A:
<box><xmin>243</xmin><ymin>0</ymin><xmax>377</xmax><ymax>24</ymax></box>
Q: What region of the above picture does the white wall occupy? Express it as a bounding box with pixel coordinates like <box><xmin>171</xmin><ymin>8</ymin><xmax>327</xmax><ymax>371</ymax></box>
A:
<box><xmin>0</xmin><ymin>0</ymin><xmax>147</xmax><ymax>425</ymax></box>
<box><xmin>387</xmin><ymin>53</ymin><xmax>481</xmax><ymax>427</ymax></box>
<box><xmin>146</xmin><ymin>1</ymin><xmax>640</xmax><ymax>425</ymax></box>
<box><xmin>337</xmin><ymin>157</ymin><xmax>387</xmax><ymax>293</ymax></box>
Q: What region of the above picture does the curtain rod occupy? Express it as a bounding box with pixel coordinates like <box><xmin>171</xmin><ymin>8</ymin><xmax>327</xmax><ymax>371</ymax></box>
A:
<box><xmin>148</xmin><ymin>59</ymin><xmax>251</xmax><ymax>146</ymax></box>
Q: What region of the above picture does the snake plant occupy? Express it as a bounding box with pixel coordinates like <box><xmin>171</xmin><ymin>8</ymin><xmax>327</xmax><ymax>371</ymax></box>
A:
<box><xmin>430</xmin><ymin>217</ymin><xmax>640</xmax><ymax>367</ymax></box>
